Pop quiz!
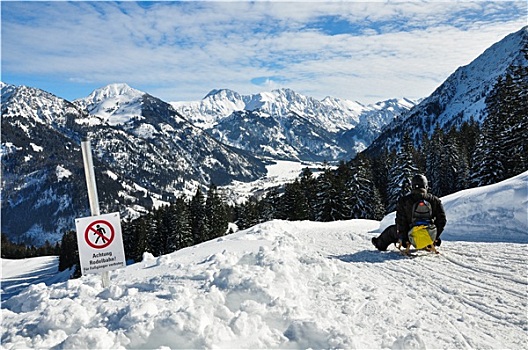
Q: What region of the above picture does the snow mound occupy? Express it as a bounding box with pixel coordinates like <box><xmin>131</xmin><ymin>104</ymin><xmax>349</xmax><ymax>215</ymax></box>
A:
<box><xmin>2</xmin><ymin>218</ymin><xmax>527</xmax><ymax>349</ymax></box>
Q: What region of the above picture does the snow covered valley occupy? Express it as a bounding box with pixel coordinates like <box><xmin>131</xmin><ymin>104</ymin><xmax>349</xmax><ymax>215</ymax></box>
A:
<box><xmin>1</xmin><ymin>172</ymin><xmax>527</xmax><ymax>349</ymax></box>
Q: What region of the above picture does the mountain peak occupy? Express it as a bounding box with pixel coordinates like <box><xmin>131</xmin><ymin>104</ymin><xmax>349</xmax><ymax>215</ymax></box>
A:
<box><xmin>85</xmin><ymin>83</ymin><xmax>144</xmax><ymax>102</ymax></box>
<box><xmin>74</xmin><ymin>83</ymin><xmax>146</xmax><ymax>125</ymax></box>
<box><xmin>203</xmin><ymin>88</ymin><xmax>241</xmax><ymax>100</ymax></box>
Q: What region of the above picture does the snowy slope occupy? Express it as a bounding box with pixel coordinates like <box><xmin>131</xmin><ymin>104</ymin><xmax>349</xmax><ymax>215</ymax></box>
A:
<box><xmin>0</xmin><ymin>256</ymin><xmax>73</xmax><ymax>301</ymax></box>
<box><xmin>2</xmin><ymin>172</ymin><xmax>527</xmax><ymax>349</ymax></box>
<box><xmin>380</xmin><ymin>170</ymin><xmax>528</xmax><ymax>243</ymax></box>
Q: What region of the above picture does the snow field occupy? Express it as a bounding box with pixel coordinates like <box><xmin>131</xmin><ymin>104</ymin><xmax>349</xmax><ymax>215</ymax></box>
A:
<box><xmin>2</xmin><ymin>171</ymin><xmax>528</xmax><ymax>349</ymax></box>
<box><xmin>2</xmin><ymin>219</ymin><xmax>527</xmax><ymax>349</ymax></box>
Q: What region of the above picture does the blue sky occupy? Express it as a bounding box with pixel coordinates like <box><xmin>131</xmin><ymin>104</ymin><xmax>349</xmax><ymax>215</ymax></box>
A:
<box><xmin>1</xmin><ymin>1</ymin><xmax>526</xmax><ymax>104</ymax></box>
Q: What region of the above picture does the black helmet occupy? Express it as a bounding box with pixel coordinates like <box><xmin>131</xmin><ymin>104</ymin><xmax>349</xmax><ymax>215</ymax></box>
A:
<box><xmin>411</xmin><ymin>174</ymin><xmax>428</xmax><ymax>190</ymax></box>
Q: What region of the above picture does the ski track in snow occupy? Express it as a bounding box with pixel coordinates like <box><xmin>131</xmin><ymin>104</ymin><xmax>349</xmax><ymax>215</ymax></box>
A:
<box><xmin>3</xmin><ymin>220</ymin><xmax>527</xmax><ymax>349</ymax></box>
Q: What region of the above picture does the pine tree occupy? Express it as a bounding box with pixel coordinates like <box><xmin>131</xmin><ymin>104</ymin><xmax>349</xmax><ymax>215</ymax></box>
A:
<box><xmin>58</xmin><ymin>230</ymin><xmax>80</xmax><ymax>272</ymax></box>
<box><xmin>387</xmin><ymin>133</ymin><xmax>418</xmax><ymax>211</ymax></box>
<box><xmin>299</xmin><ymin>167</ymin><xmax>318</xmax><ymax>220</ymax></box>
<box><xmin>471</xmin><ymin>77</ymin><xmax>507</xmax><ymax>186</ymax></box>
<box><xmin>258</xmin><ymin>187</ymin><xmax>280</xmax><ymax>222</ymax></box>
<box><xmin>282</xmin><ymin>179</ymin><xmax>310</xmax><ymax>221</ymax></box>
<box><xmin>445</xmin><ymin>126</ymin><xmax>468</xmax><ymax>194</ymax></box>
<box><xmin>133</xmin><ymin>218</ymin><xmax>149</xmax><ymax>261</ymax></box>
<box><xmin>348</xmin><ymin>154</ymin><xmax>384</xmax><ymax>220</ymax></box>
<box><xmin>314</xmin><ymin>168</ymin><xmax>336</xmax><ymax>221</ymax></box>
<box><xmin>470</xmin><ymin>67</ymin><xmax>528</xmax><ymax>186</ymax></box>
<box><xmin>315</xmin><ymin>163</ymin><xmax>352</xmax><ymax>221</ymax></box>
<box><xmin>205</xmin><ymin>183</ymin><xmax>229</xmax><ymax>240</ymax></box>
<box><xmin>423</xmin><ymin>125</ymin><xmax>442</xmax><ymax>194</ymax></box>
<box><xmin>236</xmin><ymin>198</ymin><xmax>260</xmax><ymax>230</ymax></box>
<box><xmin>172</xmin><ymin>196</ymin><xmax>193</xmax><ymax>249</ymax></box>
<box><xmin>149</xmin><ymin>208</ymin><xmax>166</xmax><ymax>256</ymax></box>
<box><xmin>500</xmin><ymin>67</ymin><xmax>528</xmax><ymax>178</ymax></box>
<box><xmin>370</xmin><ymin>149</ymin><xmax>392</xmax><ymax>209</ymax></box>
<box><xmin>457</xmin><ymin>119</ymin><xmax>480</xmax><ymax>189</ymax></box>
<box><xmin>190</xmin><ymin>188</ymin><xmax>207</xmax><ymax>245</ymax></box>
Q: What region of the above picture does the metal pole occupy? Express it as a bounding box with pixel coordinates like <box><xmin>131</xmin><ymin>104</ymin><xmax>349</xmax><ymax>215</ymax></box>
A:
<box><xmin>81</xmin><ymin>138</ymin><xmax>109</xmax><ymax>287</ymax></box>
<box><xmin>81</xmin><ymin>139</ymin><xmax>100</xmax><ymax>217</ymax></box>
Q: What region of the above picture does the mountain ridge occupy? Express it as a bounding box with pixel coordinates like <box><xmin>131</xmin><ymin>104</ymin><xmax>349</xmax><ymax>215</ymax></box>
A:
<box><xmin>171</xmin><ymin>87</ymin><xmax>414</xmax><ymax>161</ymax></box>
<box><xmin>366</xmin><ymin>26</ymin><xmax>528</xmax><ymax>155</ymax></box>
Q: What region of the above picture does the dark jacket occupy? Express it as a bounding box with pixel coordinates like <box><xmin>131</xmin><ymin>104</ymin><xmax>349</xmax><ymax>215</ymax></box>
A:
<box><xmin>395</xmin><ymin>188</ymin><xmax>447</xmax><ymax>242</ymax></box>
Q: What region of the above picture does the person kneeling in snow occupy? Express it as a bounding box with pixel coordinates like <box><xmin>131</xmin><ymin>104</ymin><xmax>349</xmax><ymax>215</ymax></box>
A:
<box><xmin>372</xmin><ymin>174</ymin><xmax>447</xmax><ymax>251</ymax></box>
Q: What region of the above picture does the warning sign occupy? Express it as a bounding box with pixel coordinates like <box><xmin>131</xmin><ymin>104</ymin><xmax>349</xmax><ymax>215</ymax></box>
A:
<box><xmin>75</xmin><ymin>212</ymin><xmax>126</xmax><ymax>275</ymax></box>
<box><xmin>85</xmin><ymin>219</ymin><xmax>114</xmax><ymax>249</ymax></box>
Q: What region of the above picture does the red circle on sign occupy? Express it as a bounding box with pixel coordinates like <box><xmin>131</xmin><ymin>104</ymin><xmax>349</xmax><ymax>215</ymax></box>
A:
<box><xmin>84</xmin><ymin>220</ymin><xmax>115</xmax><ymax>249</ymax></box>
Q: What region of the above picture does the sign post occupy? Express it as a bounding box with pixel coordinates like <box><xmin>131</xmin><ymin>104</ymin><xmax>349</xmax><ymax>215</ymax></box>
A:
<box><xmin>75</xmin><ymin>212</ymin><xmax>126</xmax><ymax>276</ymax></box>
<box><xmin>78</xmin><ymin>138</ymin><xmax>125</xmax><ymax>287</ymax></box>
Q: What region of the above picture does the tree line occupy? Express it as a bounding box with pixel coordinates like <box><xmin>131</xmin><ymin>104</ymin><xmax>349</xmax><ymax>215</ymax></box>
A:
<box><xmin>1</xmin><ymin>234</ymin><xmax>60</xmax><ymax>259</ymax></box>
<box><xmin>57</xmin><ymin>184</ymin><xmax>231</xmax><ymax>274</ymax></box>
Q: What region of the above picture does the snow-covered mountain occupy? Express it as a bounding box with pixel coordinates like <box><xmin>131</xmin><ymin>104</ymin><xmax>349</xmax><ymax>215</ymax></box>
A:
<box><xmin>1</xmin><ymin>83</ymin><xmax>267</xmax><ymax>245</ymax></box>
<box><xmin>367</xmin><ymin>26</ymin><xmax>528</xmax><ymax>154</ymax></box>
<box><xmin>172</xmin><ymin>89</ymin><xmax>415</xmax><ymax>161</ymax></box>
<box><xmin>2</xmin><ymin>171</ymin><xmax>527</xmax><ymax>349</ymax></box>
<box><xmin>172</xmin><ymin>88</ymin><xmax>366</xmax><ymax>131</ymax></box>
<box><xmin>73</xmin><ymin>83</ymin><xmax>145</xmax><ymax>126</ymax></box>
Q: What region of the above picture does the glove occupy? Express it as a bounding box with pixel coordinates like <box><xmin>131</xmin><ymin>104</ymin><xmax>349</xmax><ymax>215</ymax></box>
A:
<box><xmin>434</xmin><ymin>238</ymin><xmax>442</xmax><ymax>247</ymax></box>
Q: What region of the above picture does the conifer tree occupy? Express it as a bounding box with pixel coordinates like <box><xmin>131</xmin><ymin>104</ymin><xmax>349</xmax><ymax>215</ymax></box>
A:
<box><xmin>150</xmin><ymin>208</ymin><xmax>168</xmax><ymax>256</ymax></box>
<box><xmin>424</xmin><ymin>125</ymin><xmax>443</xmax><ymax>194</ymax></box>
<box><xmin>205</xmin><ymin>183</ymin><xmax>229</xmax><ymax>240</ymax></box>
<box><xmin>236</xmin><ymin>198</ymin><xmax>260</xmax><ymax>230</ymax></box>
<box><xmin>133</xmin><ymin>218</ymin><xmax>150</xmax><ymax>261</ymax></box>
<box><xmin>471</xmin><ymin>67</ymin><xmax>528</xmax><ymax>186</ymax></box>
<box><xmin>370</xmin><ymin>149</ymin><xmax>392</xmax><ymax>209</ymax></box>
<box><xmin>457</xmin><ymin>119</ymin><xmax>480</xmax><ymax>189</ymax></box>
<box><xmin>58</xmin><ymin>230</ymin><xmax>80</xmax><ymax>273</ymax></box>
<box><xmin>387</xmin><ymin>133</ymin><xmax>418</xmax><ymax>211</ymax></box>
<box><xmin>299</xmin><ymin>167</ymin><xmax>318</xmax><ymax>220</ymax></box>
<box><xmin>258</xmin><ymin>187</ymin><xmax>280</xmax><ymax>222</ymax></box>
<box><xmin>315</xmin><ymin>163</ymin><xmax>352</xmax><ymax>221</ymax></box>
<box><xmin>315</xmin><ymin>168</ymin><xmax>336</xmax><ymax>221</ymax></box>
<box><xmin>499</xmin><ymin>67</ymin><xmax>528</xmax><ymax>178</ymax></box>
<box><xmin>190</xmin><ymin>187</ymin><xmax>207</xmax><ymax>245</ymax></box>
<box><xmin>173</xmin><ymin>196</ymin><xmax>193</xmax><ymax>249</ymax></box>
<box><xmin>445</xmin><ymin>126</ymin><xmax>468</xmax><ymax>194</ymax></box>
<box><xmin>282</xmin><ymin>179</ymin><xmax>310</xmax><ymax>221</ymax></box>
<box><xmin>348</xmin><ymin>154</ymin><xmax>384</xmax><ymax>220</ymax></box>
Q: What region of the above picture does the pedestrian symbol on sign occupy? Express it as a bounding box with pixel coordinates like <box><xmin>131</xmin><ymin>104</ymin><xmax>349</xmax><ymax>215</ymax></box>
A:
<box><xmin>85</xmin><ymin>220</ymin><xmax>115</xmax><ymax>249</ymax></box>
<box><xmin>95</xmin><ymin>225</ymin><xmax>107</xmax><ymax>244</ymax></box>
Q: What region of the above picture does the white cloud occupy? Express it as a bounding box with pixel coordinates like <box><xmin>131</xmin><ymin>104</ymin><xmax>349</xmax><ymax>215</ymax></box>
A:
<box><xmin>2</xmin><ymin>1</ymin><xmax>526</xmax><ymax>103</ymax></box>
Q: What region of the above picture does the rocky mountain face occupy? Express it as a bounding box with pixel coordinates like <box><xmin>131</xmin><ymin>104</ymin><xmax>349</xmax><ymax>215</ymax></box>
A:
<box><xmin>366</xmin><ymin>26</ymin><xmax>528</xmax><ymax>155</ymax></box>
<box><xmin>172</xmin><ymin>88</ymin><xmax>414</xmax><ymax>161</ymax></box>
<box><xmin>1</xmin><ymin>83</ymin><xmax>267</xmax><ymax>245</ymax></box>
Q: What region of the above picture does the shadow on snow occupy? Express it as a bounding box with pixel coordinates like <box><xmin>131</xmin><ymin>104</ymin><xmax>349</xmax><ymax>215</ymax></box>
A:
<box><xmin>329</xmin><ymin>250</ymin><xmax>407</xmax><ymax>264</ymax></box>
